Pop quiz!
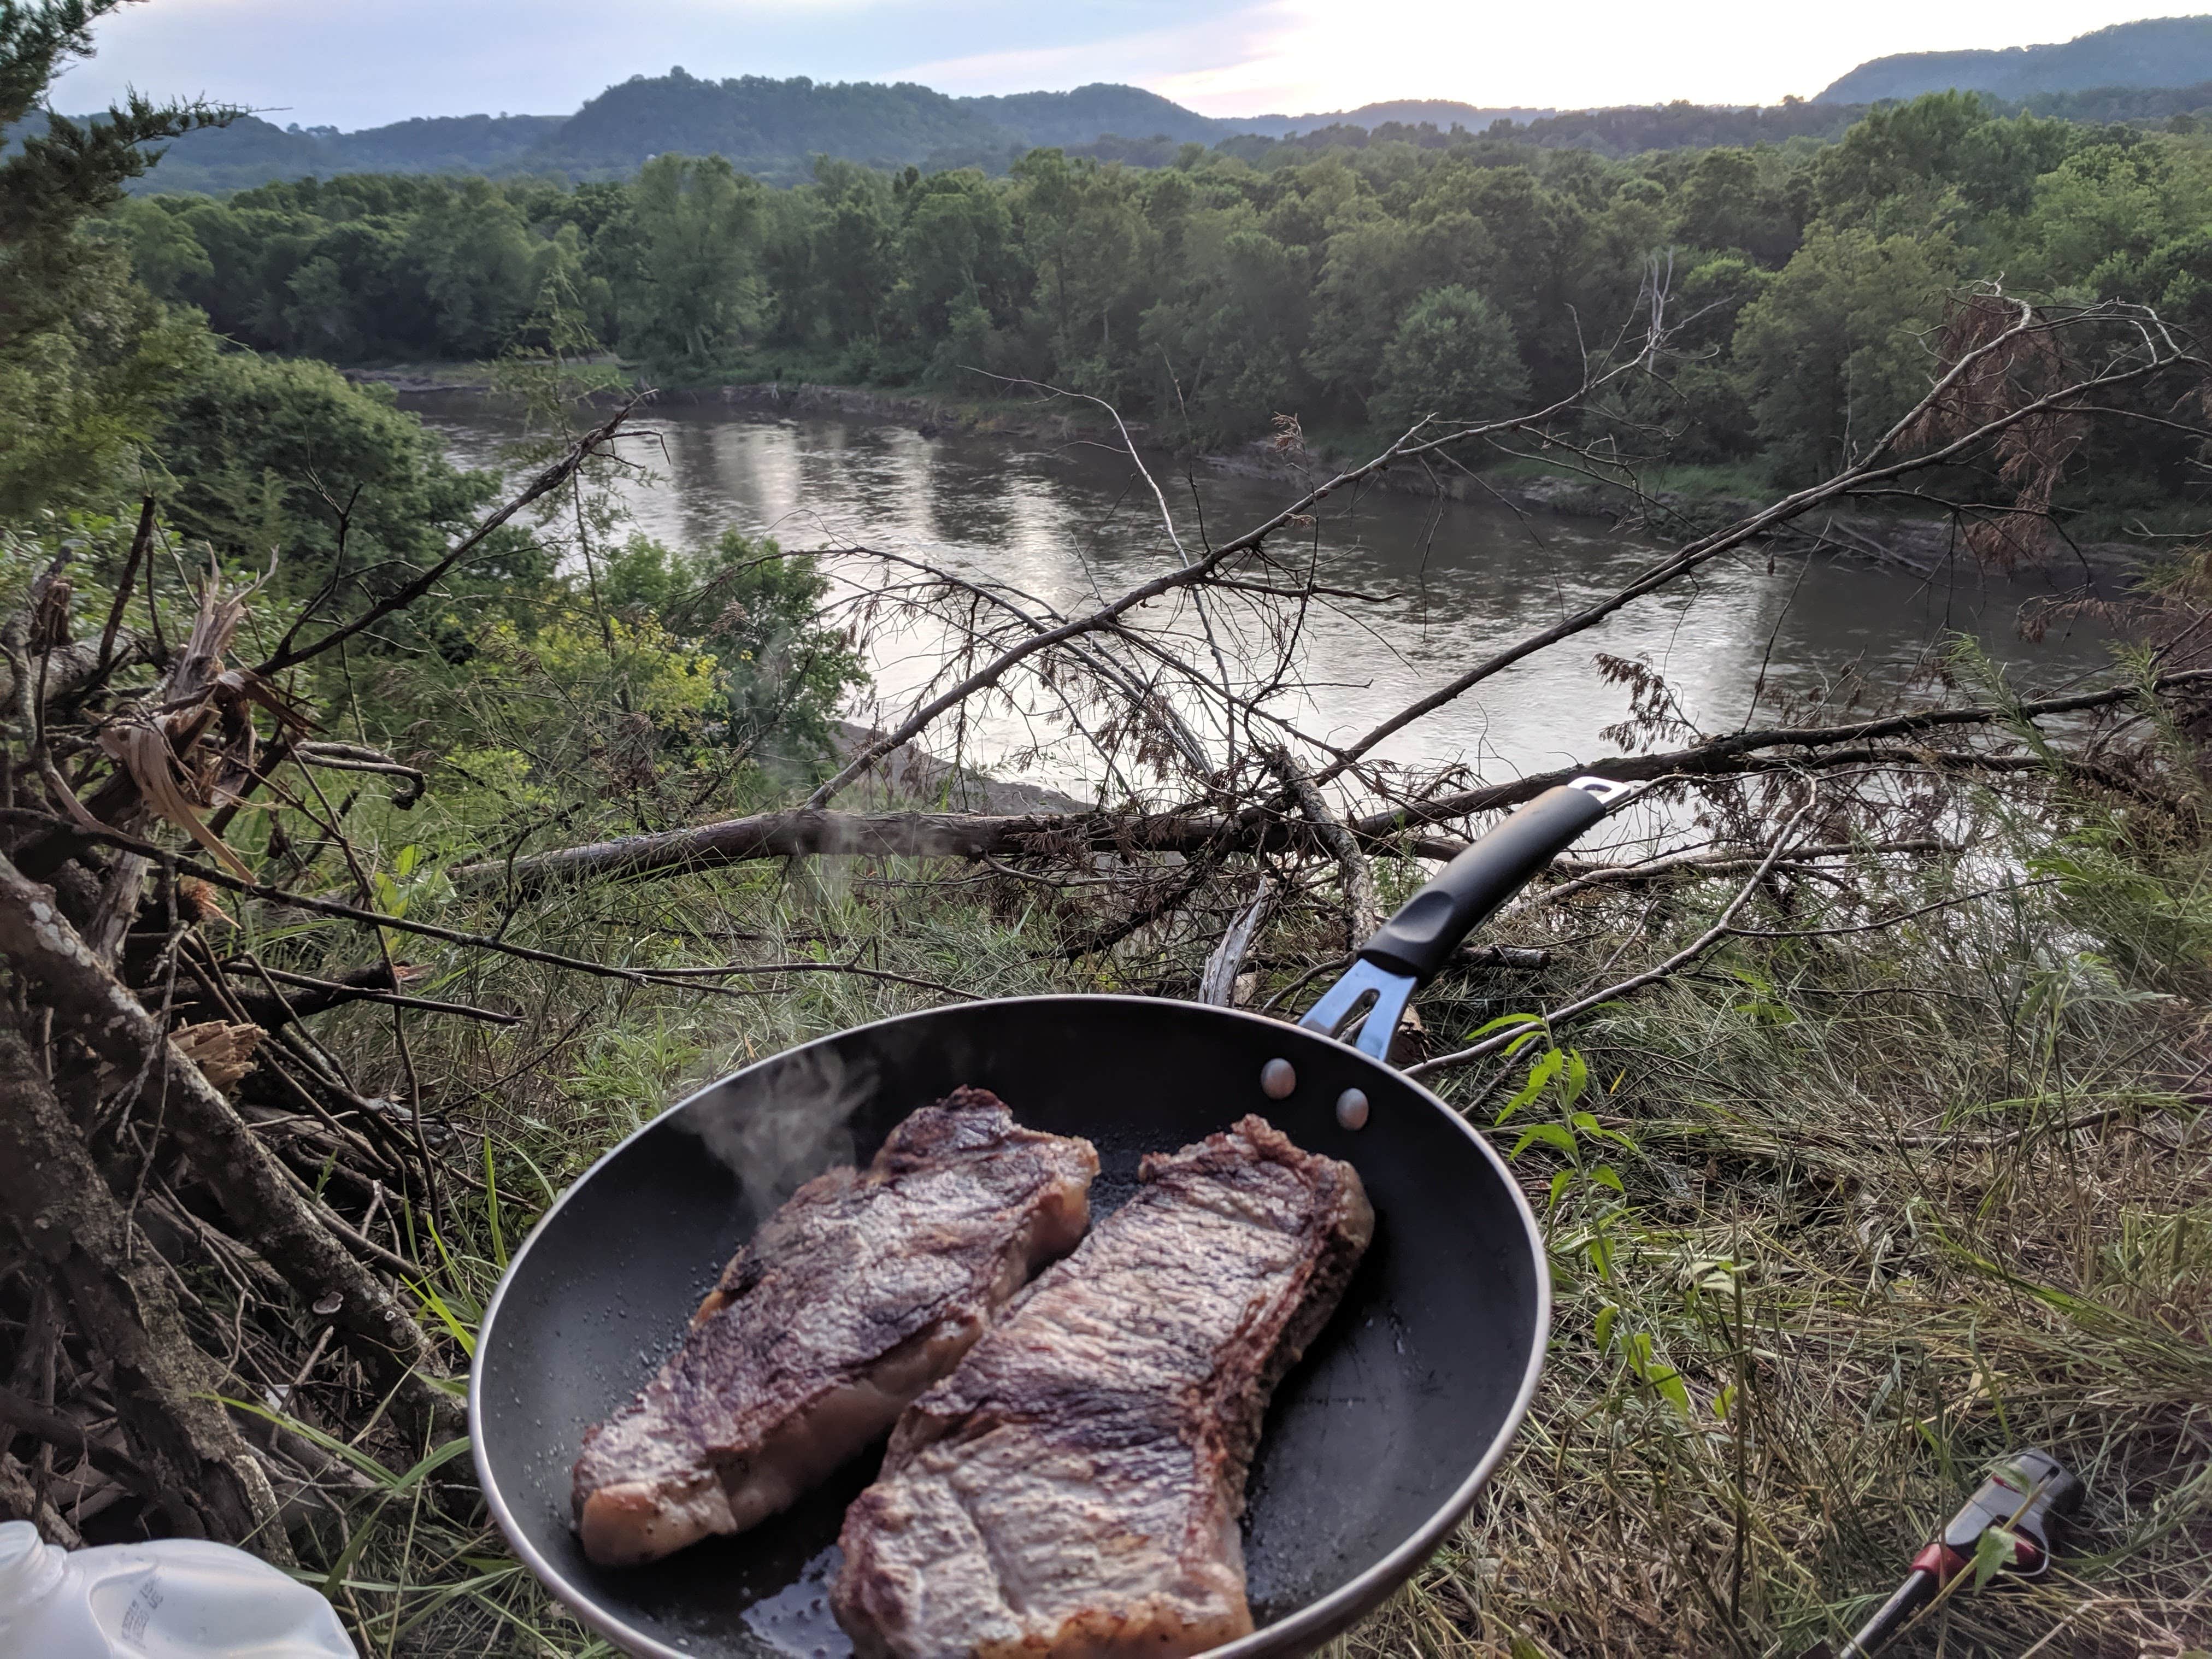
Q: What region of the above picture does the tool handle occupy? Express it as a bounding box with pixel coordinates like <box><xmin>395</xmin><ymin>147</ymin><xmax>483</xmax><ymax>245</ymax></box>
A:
<box><xmin>1836</xmin><ymin>1569</ymin><xmax>1938</xmax><ymax>1658</ymax></box>
<box><xmin>1358</xmin><ymin>781</ymin><xmax>1614</xmax><ymax>981</ymax></box>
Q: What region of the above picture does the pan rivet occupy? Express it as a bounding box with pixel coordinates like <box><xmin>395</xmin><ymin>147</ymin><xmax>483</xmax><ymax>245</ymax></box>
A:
<box><xmin>1336</xmin><ymin>1087</ymin><xmax>1370</xmax><ymax>1131</ymax></box>
<box><xmin>1260</xmin><ymin>1058</ymin><xmax>1296</xmax><ymax>1100</ymax></box>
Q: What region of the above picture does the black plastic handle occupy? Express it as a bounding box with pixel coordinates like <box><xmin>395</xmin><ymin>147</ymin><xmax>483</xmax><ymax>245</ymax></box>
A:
<box><xmin>1358</xmin><ymin>783</ymin><xmax>1611</xmax><ymax>981</ymax></box>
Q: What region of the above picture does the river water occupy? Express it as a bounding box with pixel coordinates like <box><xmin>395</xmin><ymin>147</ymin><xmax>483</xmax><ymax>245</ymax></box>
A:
<box><xmin>411</xmin><ymin>396</ymin><xmax>2119</xmax><ymax>803</ymax></box>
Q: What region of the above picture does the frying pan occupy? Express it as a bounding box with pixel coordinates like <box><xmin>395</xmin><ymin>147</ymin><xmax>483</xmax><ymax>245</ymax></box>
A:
<box><xmin>472</xmin><ymin>776</ymin><xmax>1631</xmax><ymax>1659</ymax></box>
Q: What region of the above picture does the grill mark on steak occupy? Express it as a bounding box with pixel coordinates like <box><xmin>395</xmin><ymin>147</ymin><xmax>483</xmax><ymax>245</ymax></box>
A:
<box><xmin>832</xmin><ymin>1114</ymin><xmax>1374</xmax><ymax>1659</ymax></box>
<box><xmin>572</xmin><ymin>1088</ymin><xmax>1097</xmax><ymax>1567</ymax></box>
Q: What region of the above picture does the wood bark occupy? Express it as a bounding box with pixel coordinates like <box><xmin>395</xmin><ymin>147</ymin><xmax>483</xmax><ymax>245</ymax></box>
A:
<box><xmin>0</xmin><ymin>855</ymin><xmax>459</xmax><ymax>1440</ymax></box>
<box><xmin>0</xmin><ymin>1024</ymin><xmax>290</xmax><ymax>1557</ymax></box>
<box><xmin>452</xmin><ymin>668</ymin><xmax>2204</xmax><ymax>898</ymax></box>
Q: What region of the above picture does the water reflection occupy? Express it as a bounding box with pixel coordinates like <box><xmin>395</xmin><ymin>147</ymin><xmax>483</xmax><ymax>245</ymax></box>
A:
<box><xmin>413</xmin><ymin>397</ymin><xmax>2117</xmax><ymax>797</ymax></box>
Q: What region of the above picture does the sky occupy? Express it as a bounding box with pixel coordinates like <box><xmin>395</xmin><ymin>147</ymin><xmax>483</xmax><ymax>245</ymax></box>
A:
<box><xmin>51</xmin><ymin>0</ymin><xmax>2211</xmax><ymax>130</ymax></box>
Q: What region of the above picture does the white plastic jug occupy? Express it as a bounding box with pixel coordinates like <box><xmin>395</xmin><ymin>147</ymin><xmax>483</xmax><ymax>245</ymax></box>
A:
<box><xmin>0</xmin><ymin>1520</ymin><xmax>355</xmax><ymax>1658</ymax></box>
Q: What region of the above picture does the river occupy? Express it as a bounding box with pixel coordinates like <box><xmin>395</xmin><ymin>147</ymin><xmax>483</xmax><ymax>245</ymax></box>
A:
<box><xmin>409</xmin><ymin>395</ymin><xmax>2120</xmax><ymax>803</ymax></box>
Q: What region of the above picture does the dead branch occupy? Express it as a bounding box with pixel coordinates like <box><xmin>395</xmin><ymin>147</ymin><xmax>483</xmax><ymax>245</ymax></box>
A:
<box><xmin>0</xmin><ymin>854</ymin><xmax>459</xmax><ymax>1440</ymax></box>
<box><xmin>804</xmin><ymin>375</ymin><xmax>1637</xmax><ymax>810</ymax></box>
<box><xmin>213</xmin><ymin>961</ymin><xmax>519</xmax><ymax>1026</ymax></box>
<box><xmin>254</xmin><ymin>397</ymin><xmax>643</xmax><ymax>676</ymax></box>
<box><xmin>1199</xmin><ymin>876</ymin><xmax>1273</xmax><ymax>1005</ymax></box>
<box><xmin>0</xmin><ymin>1026</ymin><xmax>290</xmax><ymax>1554</ymax></box>
<box><xmin>449</xmin><ymin>668</ymin><xmax>2203</xmax><ymax>896</ymax></box>
<box><xmin>1315</xmin><ymin>302</ymin><xmax>2202</xmax><ymax>786</ymax></box>
<box><xmin>1407</xmin><ymin>796</ymin><xmax>1817</xmax><ymax>1078</ymax></box>
<box><xmin>1264</xmin><ymin>745</ymin><xmax>1379</xmax><ymax>947</ymax></box>
<box><xmin>291</xmin><ymin>742</ymin><xmax>426</xmax><ymax>808</ymax></box>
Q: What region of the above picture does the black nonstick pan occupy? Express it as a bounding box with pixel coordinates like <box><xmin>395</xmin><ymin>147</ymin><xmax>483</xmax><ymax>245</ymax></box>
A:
<box><xmin>473</xmin><ymin>776</ymin><xmax>1631</xmax><ymax>1659</ymax></box>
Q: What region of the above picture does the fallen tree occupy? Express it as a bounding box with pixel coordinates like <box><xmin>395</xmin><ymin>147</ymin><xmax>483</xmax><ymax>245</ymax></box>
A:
<box><xmin>456</xmin><ymin>670</ymin><xmax>2212</xmax><ymax>895</ymax></box>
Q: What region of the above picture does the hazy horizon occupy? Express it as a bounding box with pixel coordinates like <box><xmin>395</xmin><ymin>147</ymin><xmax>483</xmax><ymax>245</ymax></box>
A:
<box><xmin>52</xmin><ymin>0</ymin><xmax>2212</xmax><ymax>131</ymax></box>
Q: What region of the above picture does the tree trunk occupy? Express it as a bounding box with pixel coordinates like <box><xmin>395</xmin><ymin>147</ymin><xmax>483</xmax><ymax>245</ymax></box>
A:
<box><xmin>0</xmin><ymin>855</ymin><xmax>459</xmax><ymax>1442</ymax></box>
<box><xmin>0</xmin><ymin>1023</ymin><xmax>290</xmax><ymax>1558</ymax></box>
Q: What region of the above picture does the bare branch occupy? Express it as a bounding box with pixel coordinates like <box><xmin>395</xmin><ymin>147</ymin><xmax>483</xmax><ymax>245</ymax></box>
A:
<box><xmin>254</xmin><ymin>397</ymin><xmax>643</xmax><ymax>677</ymax></box>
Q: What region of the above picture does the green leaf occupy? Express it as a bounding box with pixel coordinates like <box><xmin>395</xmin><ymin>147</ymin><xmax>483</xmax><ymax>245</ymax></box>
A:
<box><xmin>483</xmin><ymin>1135</ymin><xmax>508</xmax><ymax>1270</ymax></box>
<box><xmin>1972</xmin><ymin>1525</ymin><xmax>2017</xmax><ymax>1589</ymax></box>
<box><xmin>1589</xmin><ymin>1163</ymin><xmax>1626</xmax><ymax>1193</ymax></box>
<box><xmin>1495</xmin><ymin>1073</ymin><xmax>1548</xmax><ymax>1126</ymax></box>
<box><xmin>1593</xmin><ymin>1305</ymin><xmax>1618</xmax><ymax>1351</ymax></box>
<box><xmin>1469</xmin><ymin>1011</ymin><xmax>1545</xmax><ymax>1040</ymax></box>
<box><xmin>1510</xmin><ymin>1122</ymin><xmax>1579</xmax><ymax>1160</ymax></box>
<box><xmin>407</xmin><ymin>1278</ymin><xmax>478</xmax><ymax>1357</ymax></box>
<box><xmin>1654</xmin><ymin>1368</ymin><xmax>1693</xmax><ymax>1418</ymax></box>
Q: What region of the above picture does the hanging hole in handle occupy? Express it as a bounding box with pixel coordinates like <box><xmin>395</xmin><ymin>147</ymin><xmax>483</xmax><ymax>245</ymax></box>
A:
<box><xmin>1320</xmin><ymin>987</ymin><xmax>1378</xmax><ymax>1044</ymax></box>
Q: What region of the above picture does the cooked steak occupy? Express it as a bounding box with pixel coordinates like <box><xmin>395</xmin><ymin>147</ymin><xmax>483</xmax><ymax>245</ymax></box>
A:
<box><xmin>832</xmin><ymin>1114</ymin><xmax>1373</xmax><ymax>1659</ymax></box>
<box><xmin>572</xmin><ymin>1089</ymin><xmax>1097</xmax><ymax>1567</ymax></box>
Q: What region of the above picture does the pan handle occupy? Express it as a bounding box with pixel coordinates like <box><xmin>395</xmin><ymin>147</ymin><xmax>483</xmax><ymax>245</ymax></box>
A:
<box><xmin>1360</xmin><ymin>778</ymin><xmax>1629</xmax><ymax>983</ymax></box>
<box><xmin>1302</xmin><ymin>776</ymin><xmax>1633</xmax><ymax>1059</ymax></box>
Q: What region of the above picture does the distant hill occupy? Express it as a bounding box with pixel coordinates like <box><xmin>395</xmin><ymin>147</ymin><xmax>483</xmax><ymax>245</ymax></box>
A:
<box><xmin>1275</xmin><ymin>99</ymin><xmax>1555</xmax><ymax>130</ymax></box>
<box><xmin>98</xmin><ymin>72</ymin><xmax>1287</xmax><ymax>191</ymax></box>
<box><xmin>70</xmin><ymin>34</ymin><xmax>2212</xmax><ymax>198</ymax></box>
<box><xmin>960</xmin><ymin>85</ymin><xmax>1254</xmax><ymax>148</ymax></box>
<box><xmin>536</xmin><ymin>69</ymin><xmax>1015</xmax><ymax>177</ymax></box>
<box><xmin>1817</xmin><ymin>15</ymin><xmax>2212</xmax><ymax>102</ymax></box>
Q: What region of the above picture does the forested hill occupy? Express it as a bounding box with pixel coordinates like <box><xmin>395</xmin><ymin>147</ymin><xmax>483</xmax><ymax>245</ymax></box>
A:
<box><xmin>90</xmin><ymin>74</ymin><xmax>1563</xmax><ymax>193</ymax></box>
<box><xmin>1817</xmin><ymin>15</ymin><xmax>2212</xmax><ymax>102</ymax></box>
<box><xmin>64</xmin><ymin>25</ymin><xmax>2212</xmax><ymax>196</ymax></box>
<box><xmin>98</xmin><ymin>74</ymin><xmax>1298</xmax><ymax>192</ymax></box>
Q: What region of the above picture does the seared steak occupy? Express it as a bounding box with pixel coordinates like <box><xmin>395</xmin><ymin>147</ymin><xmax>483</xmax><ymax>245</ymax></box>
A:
<box><xmin>572</xmin><ymin>1089</ymin><xmax>1097</xmax><ymax>1567</ymax></box>
<box><xmin>833</xmin><ymin>1114</ymin><xmax>1373</xmax><ymax>1659</ymax></box>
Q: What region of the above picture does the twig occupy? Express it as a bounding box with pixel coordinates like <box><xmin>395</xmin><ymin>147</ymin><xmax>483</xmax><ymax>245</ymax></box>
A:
<box><xmin>217</xmin><ymin>960</ymin><xmax>519</xmax><ymax>1025</ymax></box>
<box><xmin>1409</xmin><ymin>797</ymin><xmax>1816</xmax><ymax>1078</ymax></box>
<box><xmin>254</xmin><ymin>398</ymin><xmax>642</xmax><ymax>676</ymax></box>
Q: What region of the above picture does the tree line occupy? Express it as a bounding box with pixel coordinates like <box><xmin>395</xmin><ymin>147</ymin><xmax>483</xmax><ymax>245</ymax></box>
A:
<box><xmin>103</xmin><ymin>91</ymin><xmax>2212</xmax><ymax>497</ymax></box>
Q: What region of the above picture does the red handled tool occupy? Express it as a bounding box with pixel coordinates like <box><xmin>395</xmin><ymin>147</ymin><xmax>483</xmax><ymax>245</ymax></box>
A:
<box><xmin>1815</xmin><ymin>1449</ymin><xmax>2082</xmax><ymax>1657</ymax></box>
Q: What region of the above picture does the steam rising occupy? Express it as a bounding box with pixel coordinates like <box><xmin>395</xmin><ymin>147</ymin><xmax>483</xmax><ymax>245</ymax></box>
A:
<box><xmin>681</xmin><ymin>1045</ymin><xmax>879</xmax><ymax>1226</ymax></box>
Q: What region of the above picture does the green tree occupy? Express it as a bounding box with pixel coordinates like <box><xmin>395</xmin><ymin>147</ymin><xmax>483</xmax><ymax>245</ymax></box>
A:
<box><xmin>1368</xmin><ymin>285</ymin><xmax>1531</xmax><ymax>434</ymax></box>
<box><xmin>601</xmin><ymin>528</ymin><xmax>866</xmax><ymax>774</ymax></box>
<box><xmin>1013</xmin><ymin>150</ymin><xmax>1148</xmax><ymax>395</ymax></box>
<box><xmin>404</xmin><ymin>178</ymin><xmax>544</xmax><ymax>357</ymax></box>
<box><xmin>152</xmin><ymin>353</ymin><xmax>543</xmax><ymax>643</ymax></box>
<box><xmin>616</xmin><ymin>152</ymin><xmax>768</xmax><ymax>366</ymax></box>
<box><xmin>891</xmin><ymin>167</ymin><xmax>1029</xmax><ymax>384</ymax></box>
<box><xmin>1139</xmin><ymin>207</ymin><xmax>1309</xmax><ymax>442</ymax></box>
<box><xmin>1731</xmin><ymin>221</ymin><xmax>1955</xmax><ymax>479</ymax></box>
<box><xmin>764</xmin><ymin>157</ymin><xmax>897</xmax><ymax>349</ymax></box>
<box><xmin>0</xmin><ymin>1</ymin><xmax>233</xmax><ymax>512</ymax></box>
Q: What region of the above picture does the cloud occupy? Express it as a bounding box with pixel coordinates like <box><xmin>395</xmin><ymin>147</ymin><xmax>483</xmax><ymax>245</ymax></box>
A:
<box><xmin>890</xmin><ymin>2</ymin><xmax>1291</xmax><ymax>99</ymax></box>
